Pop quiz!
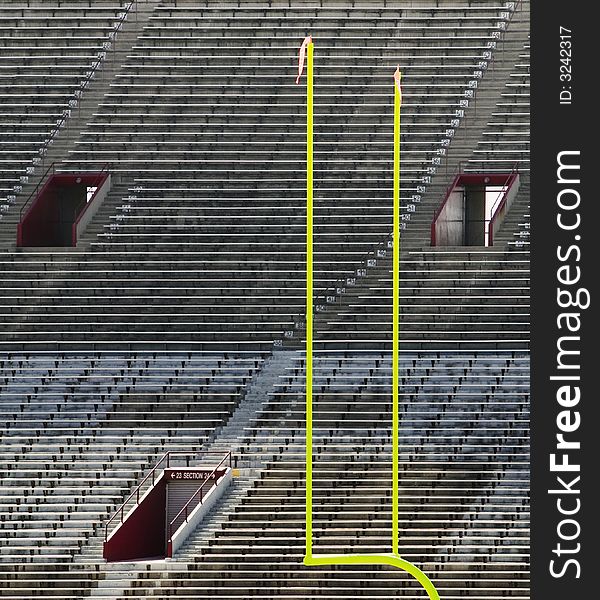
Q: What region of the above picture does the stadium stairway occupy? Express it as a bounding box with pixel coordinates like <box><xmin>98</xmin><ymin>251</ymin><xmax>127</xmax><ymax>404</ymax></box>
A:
<box><xmin>465</xmin><ymin>39</ymin><xmax>529</xmax><ymax>174</ymax></box>
<box><xmin>391</xmin><ymin>4</ymin><xmax>530</xmax><ymax>251</ymax></box>
<box><xmin>112</xmin><ymin>351</ymin><xmax>529</xmax><ymax>599</ymax></box>
<box><xmin>0</xmin><ymin>351</ymin><xmax>530</xmax><ymax>598</ymax></box>
<box><xmin>0</xmin><ymin>0</ymin><xmax>161</xmax><ymax>249</ymax></box>
<box><xmin>491</xmin><ymin>175</ymin><xmax>530</xmax><ymax>248</ymax></box>
<box><xmin>0</xmin><ymin>2</ymin><xmax>530</xmax><ymax>598</ymax></box>
<box><xmin>0</xmin><ymin>352</ymin><xmax>266</xmax><ymax>598</ymax></box>
<box><xmin>275</xmin><ymin>2</ymin><xmax>530</xmax><ymax>353</ymax></box>
<box><xmin>64</xmin><ymin>350</ymin><xmax>294</xmax><ymax>598</ymax></box>
<box><xmin>284</xmin><ymin>247</ymin><xmax>530</xmax><ymax>352</ymax></box>
<box><xmin>0</xmin><ymin>0</ymin><xmax>531</xmax><ymax>355</ymax></box>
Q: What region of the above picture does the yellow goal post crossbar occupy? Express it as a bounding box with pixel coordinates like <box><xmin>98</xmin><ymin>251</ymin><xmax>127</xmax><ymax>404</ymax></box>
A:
<box><xmin>299</xmin><ymin>38</ymin><xmax>440</xmax><ymax>600</ymax></box>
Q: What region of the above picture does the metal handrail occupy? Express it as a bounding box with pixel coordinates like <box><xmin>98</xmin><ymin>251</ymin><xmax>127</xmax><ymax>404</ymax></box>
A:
<box><xmin>72</xmin><ymin>162</ymin><xmax>111</xmax><ymax>219</ymax></box>
<box><xmin>488</xmin><ymin>163</ymin><xmax>519</xmax><ymax>218</ymax></box>
<box><xmin>167</xmin><ymin>452</ymin><xmax>232</xmax><ymax>542</ymax></box>
<box><xmin>104</xmin><ymin>449</ymin><xmax>202</xmax><ymax>542</ymax></box>
<box><xmin>486</xmin><ymin>163</ymin><xmax>520</xmax><ymax>245</ymax></box>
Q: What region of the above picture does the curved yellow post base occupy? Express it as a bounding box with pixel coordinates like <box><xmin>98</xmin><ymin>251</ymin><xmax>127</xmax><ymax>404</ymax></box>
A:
<box><xmin>303</xmin><ymin>553</ymin><xmax>439</xmax><ymax>600</ymax></box>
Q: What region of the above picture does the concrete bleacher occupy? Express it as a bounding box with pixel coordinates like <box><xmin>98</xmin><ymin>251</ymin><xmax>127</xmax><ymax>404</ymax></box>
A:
<box><xmin>0</xmin><ymin>346</ymin><xmax>530</xmax><ymax>598</ymax></box>
<box><xmin>291</xmin><ymin>20</ymin><xmax>530</xmax><ymax>351</ymax></box>
<box><xmin>100</xmin><ymin>351</ymin><xmax>528</xmax><ymax>599</ymax></box>
<box><xmin>0</xmin><ymin>353</ymin><xmax>264</xmax><ymax>590</ymax></box>
<box><xmin>0</xmin><ymin>1</ymin><xmax>136</xmax><ymax>220</ymax></box>
<box><xmin>465</xmin><ymin>37</ymin><xmax>530</xmax><ymax>250</ymax></box>
<box><xmin>0</xmin><ymin>0</ymin><xmax>530</xmax><ymax>598</ymax></box>
<box><xmin>465</xmin><ymin>39</ymin><xmax>529</xmax><ymax>175</ymax></box>
<box><xmin>0</xmin><ymin>0</ymin><xmax>528</xmax><ymax>353</ymax></box>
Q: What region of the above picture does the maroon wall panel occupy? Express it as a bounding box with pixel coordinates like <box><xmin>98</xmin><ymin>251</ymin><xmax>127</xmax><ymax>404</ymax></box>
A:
<box><xmin>103</xmin><ymin>480</ymin><xmax>167</xmax><ymax>562</ymax></box>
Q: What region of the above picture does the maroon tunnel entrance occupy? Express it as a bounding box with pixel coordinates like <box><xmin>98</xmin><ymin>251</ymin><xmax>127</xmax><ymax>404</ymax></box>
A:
<box><xmin>17</xmin><ymin>171</ymin><xmax>109</xmax><ymax>247</ymax></box>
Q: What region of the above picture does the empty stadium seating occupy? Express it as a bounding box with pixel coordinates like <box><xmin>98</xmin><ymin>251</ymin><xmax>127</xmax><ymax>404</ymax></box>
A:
<box><xmin>0</xmin><ymin>0</ymin><xmax>529</xmax><ymax>353</ymax></box>
<box><xmin>0</xmin><ymin>1</ymin><xmax>135</xmax><ymax>225</ymax></box>
<box><xmin>0</xmin><ymin>0</ymin><xmax>530</xmax><ymax>598</ymax></box>
<box><xmin>0</xmin><ymin>352</ymin><xmax>265</xmax><ymax>593</ymax></box>
<box><xmin>83</xmin><ymin>351</ymin><xmax>529</xmax><ymax>598</ymax></box>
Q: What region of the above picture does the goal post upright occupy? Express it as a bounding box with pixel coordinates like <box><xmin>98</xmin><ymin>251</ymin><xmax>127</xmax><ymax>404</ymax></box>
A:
<box><xmin>305</xmin><ymin>37</ymin><xmax>314</xmax><ymax>561</ymax></box>
<box><xmin>392</xmin><ymin>66</ymin><xmax>401</xmax><ymax>557</ymax></box>
<box><xmin>299</xmin><ymin>39</ymin><xmax>439</xmax><ymax>600</ymax></box>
